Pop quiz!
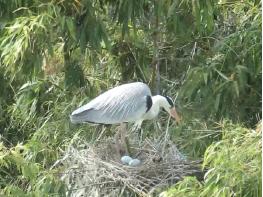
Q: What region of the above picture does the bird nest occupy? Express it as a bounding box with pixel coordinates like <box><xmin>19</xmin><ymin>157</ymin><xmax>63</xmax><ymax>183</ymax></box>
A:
<box><xmin>54</xmin><ymin>132</ymin><xmax>202</xmax><ymax>196</ymax></box>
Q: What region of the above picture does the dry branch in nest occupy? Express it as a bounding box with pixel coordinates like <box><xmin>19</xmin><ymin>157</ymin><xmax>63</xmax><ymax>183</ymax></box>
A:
<box><xmin>54</xmin><ymin>134</ymin><xmax>202</xmax><ymax>197</ymax></box>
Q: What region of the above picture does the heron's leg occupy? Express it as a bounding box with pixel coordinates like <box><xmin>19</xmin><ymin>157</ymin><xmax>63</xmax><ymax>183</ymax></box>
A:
<box><xmin>115</xmin><ymin>126</ymin><xmax>122</xmax><ymax>158</ymax></box>
<box><xmin>120</xmin><ymin>123</ymin><xmax>131</xmax><ymax>156</ymax></box>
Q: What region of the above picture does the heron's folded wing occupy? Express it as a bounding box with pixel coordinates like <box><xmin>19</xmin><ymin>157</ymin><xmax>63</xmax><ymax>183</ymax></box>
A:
<box><xmin>70</xmin><ymin>82</ymin><xmax>151</xmax><ymax>124</ymax></box>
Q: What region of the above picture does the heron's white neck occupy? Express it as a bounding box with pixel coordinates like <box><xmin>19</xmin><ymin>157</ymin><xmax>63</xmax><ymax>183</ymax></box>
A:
<box><xmin>144</xmin><ymin>95</ymin><xmax>167</xmax><ymax>120</ymax></box>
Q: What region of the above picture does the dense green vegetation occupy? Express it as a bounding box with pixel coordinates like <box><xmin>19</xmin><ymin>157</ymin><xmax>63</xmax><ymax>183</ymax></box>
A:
<box><xmin>0</xmin><ymin>0</ymin><xmax>261</xmax><ymax>196</ymax></box>
<box><xmin>163</xmin><ymin>122</ymin><xmax>262</xmax><ymax>197</ymax></box>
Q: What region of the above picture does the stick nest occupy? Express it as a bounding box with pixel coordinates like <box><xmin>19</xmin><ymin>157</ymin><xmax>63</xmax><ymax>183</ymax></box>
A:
<box><xmin>55</xmin><ymin>133</ymin><xmax>202</xmax><ymax>196</ymax></box>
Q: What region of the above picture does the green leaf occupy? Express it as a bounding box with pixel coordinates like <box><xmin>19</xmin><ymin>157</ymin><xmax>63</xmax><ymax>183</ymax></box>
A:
<box><xmin>233</xmin><ymin>81</ymin><xmax>239</xmax><ymax>97</ymax></box>
<box><xmin>65</xmin><ymin>17</ymin><xmax>77</xmax><ymax>41</ymax></box>
<box><xmin>214</xmin><ymin>94</ymin><xmax>221</xmax><ymax>112</ymax></box>
<box><xmin>203</xmin><ymin>73</ymin><xmax>208</xmax><ymax>85</ymax></box>
<box><xmin>214</xmin><ymin>68</ymin><xmax>229</xmax><ymax>81</ymax></box>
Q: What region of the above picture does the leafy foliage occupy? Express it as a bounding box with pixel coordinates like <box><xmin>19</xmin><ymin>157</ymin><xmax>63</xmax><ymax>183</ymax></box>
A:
<box><xmin>179</xmin><ymin>1</ymin><xmax>261</xmax><ymax>125</ymax></box>
<box><xmin>163</xmin><ymin>122</ymin><xmax>262</xmax><ymax>197</ymax></box>
<box><xmin>0</xmin><ymin>0</ymin><xmax>261</xmax><ymax>196</ymax></box>
<box><xmin>0</xmin><ymin>13</ymin><xmax>52</xmax><ymax>79</ymax></box>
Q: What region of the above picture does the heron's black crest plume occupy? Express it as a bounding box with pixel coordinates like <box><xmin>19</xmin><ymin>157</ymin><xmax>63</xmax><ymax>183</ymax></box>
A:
<box><xmin>146</xmin><ymin>95</ymin><xmax>153</xmax><ymax>112</ymax></box>
<box><xmin>164</xmin><ymin>96</ymin><xmax>174</xmax><ymax>107</ymax></box>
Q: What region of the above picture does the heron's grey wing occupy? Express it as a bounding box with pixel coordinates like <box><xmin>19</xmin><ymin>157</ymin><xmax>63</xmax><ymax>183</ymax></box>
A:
<box><xmin>70</xmin><ymin>82</ymin><xmax>152</xmax><ymax>124</ymax></box>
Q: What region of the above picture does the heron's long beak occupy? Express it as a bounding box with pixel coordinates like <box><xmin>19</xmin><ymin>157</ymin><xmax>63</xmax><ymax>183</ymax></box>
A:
<box><xmin>170</xmin><ymin>107</ymin><xmax>181</xmax><ymax>123</ymax></box>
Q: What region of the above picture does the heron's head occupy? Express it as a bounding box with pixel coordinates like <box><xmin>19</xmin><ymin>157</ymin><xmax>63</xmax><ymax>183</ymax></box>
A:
<box><xmin>161</xmin><ymin>96</ymin><xmax>181</xmax><ymax>123</ymax></box>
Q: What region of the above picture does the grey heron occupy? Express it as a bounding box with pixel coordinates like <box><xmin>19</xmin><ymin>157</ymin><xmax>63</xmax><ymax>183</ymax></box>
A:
<box><xmin>70</xmin><ymin>82</ymin><xmax>181</xmax><ymax>155</ymax></box>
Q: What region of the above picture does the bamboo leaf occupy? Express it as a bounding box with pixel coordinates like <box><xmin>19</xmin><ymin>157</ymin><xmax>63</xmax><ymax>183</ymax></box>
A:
<box><xmin>233</xmin><ymin>81</ymin><xmax>239</xmax><ymax>97</ymax></box>
<box><xmin>213</xmin><ymin>68</ymin><xmax>229</xmax><ymax>81</ymax></box>
<box><xmin>66</xmin><ymin>17</ymin><xmax>77</xmax><ymax>41</ymax></box>
<box><xmin>214</xmin><ymin>94</ymin><xmax>221</xmax><ymax>111</ymax></box>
